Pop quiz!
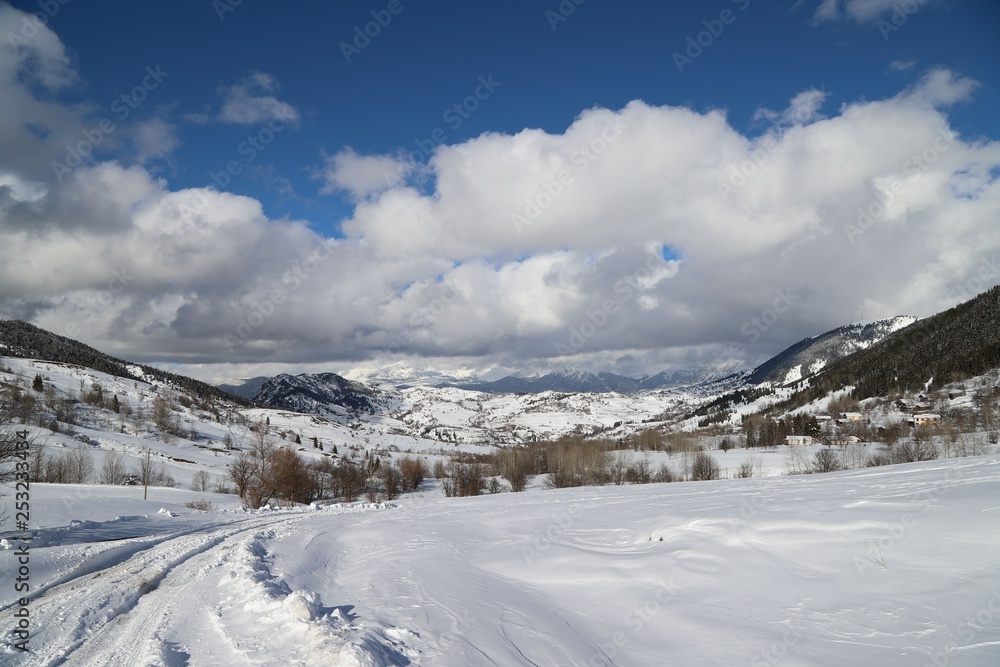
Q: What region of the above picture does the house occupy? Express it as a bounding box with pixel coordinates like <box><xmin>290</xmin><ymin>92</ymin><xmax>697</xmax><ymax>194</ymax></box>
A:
<box><xmin>815</xmin><ymin>415</ymin><xmax>833</xmax><ymax>423</ymax></box>
<box><xmin>785</xmin><ymin>435</ymin><xmax>814</xmax><ymax>446</ymax></box>
<box><xmin>840</xmin><ymin>412</ymin><xmax>863</xmax><ymax>421</ymax></box>
<box><xmin>912</xmin><ymin>413</ymin><xmax>942</xmax><ymax>427</ymax></box>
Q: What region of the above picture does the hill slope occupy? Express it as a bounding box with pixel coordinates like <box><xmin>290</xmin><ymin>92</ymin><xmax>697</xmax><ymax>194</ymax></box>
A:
<box><xmin>783</xmin><ymin>286</ymin><xmax>1000</xmax><ymax>409</ymax></box>
<box><xmin>0</xmin><ymin>320</ymin><xmax>250</xmax><ymax>406</ymax></box>
<box><xmin>746</xmin><ymin>316</ymin><xmax>918</xmax><ymax>386</ymax></box>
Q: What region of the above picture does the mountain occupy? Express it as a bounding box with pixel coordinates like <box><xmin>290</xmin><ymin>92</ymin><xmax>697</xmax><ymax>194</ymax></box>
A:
<box><xmin>340</xmin><ymin>362</ymin><xmax>474</xmax><ymax>388</ymax></box>
<box><xmin>0</xmin><ymin>319</ymin><xmax>250</xmax><ymax>406</ymax></box>
<box><xmin>745</xmin><ymin>316</ymin><xmax>919</xmax><ymax>386</ymax></box>
<box><xmin>217</xmin><ymin>376</ymin><xmax>271</xmax><ymax>400</ymax></box>
<box><xmin>254</xmin><ymin>372</ymin><xmax>385</xmax><ymax>416</ymax></box>
<box><xmin>445</xmin><ymin>368</ymin><xmax>720</xmax><ymax>394</ymax></box>
<box><xmin>776</xmin><ymin>286</ymin><xmax>1000</xmax><ymax>409</ymax></box>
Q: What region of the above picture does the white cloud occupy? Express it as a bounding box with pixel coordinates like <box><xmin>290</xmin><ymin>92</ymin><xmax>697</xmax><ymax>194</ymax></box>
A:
<box><xmin>813</xmin><ymin>0</ymin><xmax>929</xmax><ymax>23</ymax></box>
<box><xmin>889</xmin><ymin>59</ymin><xmax>917</xmax><ymax>72</ymax></box>
<box><xmin>755</xmin><ymin>89</ymin><xmax>828</xmax><ymax>126</ymax></box>
<box><xmin>1</xmin><ymin>56</ymin><xmax>998</xmax><ymax>377</ymax></box>
<box><xmin>318</xmin><ymin>148</ymin><xmax>415</xmax><ymax>200</ymax></box>
<box><xmin>132</xmin><ymin>118</ymin><xmax>180</xmax><ymax>164</ymax></box>
<box><xmin>0</xmin><ymin>5</ymin><xmax>88</xmax><ymax>179</ymax></box>
<box><xmin>217</xmin><ymin>71</ymin><xmax>299</xmax><ymax>126</ymax></box>
<box><xmin>901</xmin><ymin>68</ymin><xmax>979</xmax><ymax>108</ymax></box>
<box><xmin>0</xmin><ymin>4</ymin><xmax>77</xmax><ymax>91</ymax></box>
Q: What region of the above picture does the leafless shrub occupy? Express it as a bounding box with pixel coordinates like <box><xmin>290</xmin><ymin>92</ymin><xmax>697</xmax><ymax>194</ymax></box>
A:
<box><xmin>690</xmin><ymin>452</ymin><xmax>720</xmax><ymax>481</ymax></box>
<box><xmin>184</xmin><ymin>499</ymin><xmax>215</xmax><ymax>511</ymax></box>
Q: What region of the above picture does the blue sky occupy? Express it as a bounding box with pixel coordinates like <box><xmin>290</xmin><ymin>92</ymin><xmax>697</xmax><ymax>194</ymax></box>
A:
<box><xmin>19</xmin><ymin>0</ymin><xmax>998</xmax><ymax>236</ymax></box>
<box><xmin>1</xmin><ymin>0</ymin><xmax>999</xmax><ymax>382</ymax></box>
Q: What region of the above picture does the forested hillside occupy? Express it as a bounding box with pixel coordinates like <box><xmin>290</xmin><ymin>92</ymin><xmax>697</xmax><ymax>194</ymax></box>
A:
<box><xmin>0</xmin><ymin>320</ymin><xmax>250</xmax><ymax>406</ymax></box>
<box><xmin>781</xmin><ymin>286</ymin><xmax>1000</xmax><ymax>408</ymax></box>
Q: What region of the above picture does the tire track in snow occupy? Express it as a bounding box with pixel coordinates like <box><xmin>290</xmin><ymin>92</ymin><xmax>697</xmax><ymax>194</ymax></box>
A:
<box><xmin>12</xmin><ymin>513</ymin><xmax>304</xmax><ymax>666</ymax></box>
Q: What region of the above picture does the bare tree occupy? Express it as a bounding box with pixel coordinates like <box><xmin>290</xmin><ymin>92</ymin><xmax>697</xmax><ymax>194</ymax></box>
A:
<box><xmin>228</xmin><ymin>452</ymin><xmax>254</xmax><ymax>499</ymax></box>
<box><xmin>609</xmin><ymin>452</ymin><xmax>629</xmax><ymax>485</ymax></box>
<box><xmin>735</xmin><ymin>455</ymin><xmax>764</xmax><ymax>479</ymax></box>
<box><xmin>272</xmin><ymin>447</ymin><xmax>315</xmax><ymax>505</ymax></box>
<box><xmin>338</xmin><ymin>462</ymin><xmax>366</xmax><ymax>502</ymax></box>
<box><xmin>65</xmin><ymin>447</ymin><xmax>94</xmax><ymax>484</ymax></box>
<box><xmin>398</xmin><ymin>455</ymin><xmax>428</xmax><ymax>492</ymax></box>
<box><xmin>101</xmin><ymin>450</ymin><xmax>128</xmax><ymax>485</ymax></box>
<box><xmin>190</xmin><ymin>470</ymin><xmax>211</xmax><ymax>492</ymax></box>
<box><xmin>242</xmin><ymin>433</ymin><xmax>278</xmax><ymax>509</ymax></box>
<box><xmin>381</xmin><ymin>462</ymin><xmax>401</xmax><ymax>500</ymax></box>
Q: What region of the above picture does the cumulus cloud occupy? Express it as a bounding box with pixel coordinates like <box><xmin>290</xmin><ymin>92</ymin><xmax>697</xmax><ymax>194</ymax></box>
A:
<box><xmin>902</xmin><ymin>68</ymin><xmax>980</xmax><ymax>107</ymax></box>
<box><xmin>317</xmin><ymin>148</ymin><xmax>416</xmax><ymax>200</ymax></box>
<box><xmin>754</xmin><ymin>89</ymin><xmax>829</xmax><ymax>127</ymax></box>
<box><xmin>0</xmin><ymin>4</ymin><xmax>88</xmax><ymax>179</ymax></box>
<box><xmin>217</xmin><ymin>71</ymin><xmax>299</xmax><ymax>126</ymax></box>
<box><xmin>1</xmin><ymin>45</ymin><xmax>998</xmax><ymax>379</ymax></box>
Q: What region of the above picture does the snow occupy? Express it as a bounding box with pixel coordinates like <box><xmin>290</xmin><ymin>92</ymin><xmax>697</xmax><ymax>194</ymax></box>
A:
<box><xmin>3</xmin><ymin>456</ymin><xmax>999</xmax><ymax>665</ymax></box>
<box><xmin>783</xmin><ymin>364</ymin><xmax>803</xmax><ymax>384</ymax></box>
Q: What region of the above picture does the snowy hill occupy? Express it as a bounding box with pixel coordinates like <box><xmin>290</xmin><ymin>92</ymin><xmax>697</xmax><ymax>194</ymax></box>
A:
<box><xmin>745</xmin><ymin>316</ymin><xmax>919</xmax><ymax>386</ymax></box>
<box><xmin>255</xmin><ymin>373</ymin><xmax>388</xmax><ymax>417</ymax></box>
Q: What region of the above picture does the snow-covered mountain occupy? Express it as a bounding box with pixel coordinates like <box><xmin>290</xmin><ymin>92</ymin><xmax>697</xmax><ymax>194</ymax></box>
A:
<box><xmin>340</xmin><ymin>361</ymin><xmax>477</xmax><ymax>388</ymax></box>
<box><xmin>745</xmin><ymin>316</ymin><xmax>919</xmax><ymax>386</ymax></box>
<box><xmin>245</xmin><ymin>370</ymin><xmax>699</xmax><ymax>445</ymax></box>
<box><xmin>237</xmin><ymin>316</ymin><xmax>923</xmax><ymax>443</ymax></box>
<box><xmin>255</xmin><ymin>372</ymin><xmax>389</xmax><ymax>417</ymax></box>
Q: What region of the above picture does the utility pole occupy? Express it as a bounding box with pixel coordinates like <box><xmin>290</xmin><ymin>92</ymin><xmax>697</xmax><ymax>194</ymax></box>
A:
<box><xmin>143</xmin><ymin>447</ymin><xmax>150</xmax><ymax>501</ymax></box>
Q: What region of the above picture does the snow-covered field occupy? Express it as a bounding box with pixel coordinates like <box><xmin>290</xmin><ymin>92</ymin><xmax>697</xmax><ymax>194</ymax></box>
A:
<box><xmin>3</xmin><ymin>455</ymin><xmax>999</xmax><ymax>665</ymax></box>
